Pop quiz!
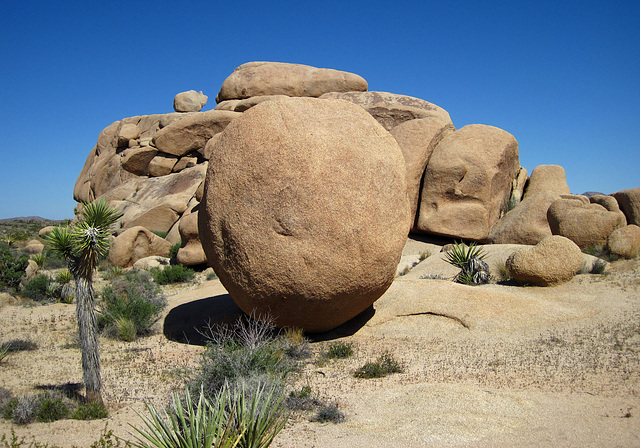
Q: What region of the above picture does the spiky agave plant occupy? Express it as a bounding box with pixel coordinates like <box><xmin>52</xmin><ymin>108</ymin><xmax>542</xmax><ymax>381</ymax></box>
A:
<box><xmin>45</xmin><ymin>199</ymin><xmax>122</xmax><ymax>404</ymax></box>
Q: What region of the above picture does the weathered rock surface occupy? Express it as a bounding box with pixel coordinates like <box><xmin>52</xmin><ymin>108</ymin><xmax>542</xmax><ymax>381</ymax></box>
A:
<box><xmin>390</xmin><ymin>117</ymin><xmax>455</xmax><ymax>227</ymax></box>
<box><xmin>173</xmin><ymin>90</ymin><xmax>208</xmax><ymax>112</ymax></box>
<box><xmin>132</xmin><ymin>256</ymin><xmax>170</xmax><ymax>271</ymax></box>
<box><xmin>488</xmin><ymin>165</ymin><xmax>571</xmax><ymax>245</ymax></box>
<box><xmin>153</xmin><ymin>110</ymin><xmax>240</xmax><ymax>157</ymax></box>
<box><xmin>506</xmin><ymin>235</ymin><xmax>583</xmax><ymax>286</ymax></box>
<box><xmin>416</xmin><ymin>124</ymin><xmax>520</xmax><ymax>241</ymax></box>
<box><xmin>38</xmin><ymin>226</ymin><xmax>55</xmax><ymax>237</ymax></box>
<box><xmin>607</xmin><ymin>224</ymin><xmax>640</xmax><ymax>259</ymax></box>
<box><xmin>548</xmin><ymin>194</ymin><xmax>627</xmax><ymax>249</ymax></box>
<box><xmin>101</xmin><ymin>164</ymin><xmax>207</xmax><ymax>232</ymax></box>
<box><xmin>121</xmin><ymin>146</ymin><xmax>158</xmax><ymax>176</ymax></box>
<box><xmin>199</xmin><ymin>97</ymin><xmax>410</xmax><ymax>332</ymax></box>
<box><xmin>612</xmin><ymin>187</ymin><xmax>640</xmax><ymax>226</ymax></box>
<box><xmin>320</xmin><ymin>91</ymin><xmax>452</xmax><ymax>132</ymax></box>
<box><xmin>109</xmin><ymin>226</ymin><xmax>172</xmax><ymax>268</ymax></box>
<box><xmin>177</xmin><ymin>205</ymin><xmax>207</xmax><ymax>266</ymax></box>
<box><xmin>216</xmin><ymin>61</ymin><xmax>368</xmax><ymax>102</ymax></box>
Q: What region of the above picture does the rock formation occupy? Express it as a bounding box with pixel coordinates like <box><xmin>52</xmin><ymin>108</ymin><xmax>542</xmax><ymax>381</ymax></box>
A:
<box><xmin>198</xmin><ymin>97</ymin><xmax>410</xmax><ymax>332</ymax></box>
<box><xmin>506</xmin><ymin>235</ymin><xmax>583</xmax><ymax>286</ymax></box>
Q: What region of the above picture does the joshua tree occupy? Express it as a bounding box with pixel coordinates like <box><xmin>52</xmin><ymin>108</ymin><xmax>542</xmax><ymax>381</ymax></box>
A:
<box><xmin>45</xmin><ymin>199</ymin><xmax>121</xmax><ymax>404</ymax></box>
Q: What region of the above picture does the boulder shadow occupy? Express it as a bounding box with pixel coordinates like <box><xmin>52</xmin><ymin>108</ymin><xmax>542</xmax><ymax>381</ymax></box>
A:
<box><xmin>163</xmin><ymin>295</ymin><xmax>375</xmax><ymax>345</ymax></box>
<box><xmin>307</xmin><ymin>305</ymin><xmax>375</xmax><ymax>342</ymax></box>
<box><xmin>163</xmin><ymin>294</ymin><xmax>245</xmax><ymax>346</ymax></box>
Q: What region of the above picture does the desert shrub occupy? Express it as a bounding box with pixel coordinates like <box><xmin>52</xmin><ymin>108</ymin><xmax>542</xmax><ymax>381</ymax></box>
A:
<box><xmin>279</xmin><ymin>328</ymin><xmax>311</xmax><ymax>359</ymax></box>
<box><xmin>0</xmin><ymin>248</ymin><xmax>29</xmax><ymax>290</ymax></box>
<box><xmin>0</xmin><ymin>346</ymin><xmax>8</xmax><ymax>364</ymax></box>
<box><xmin>190</xmin><ymin>316</ymin><xmax>302</xmax><ymax>401</ymax></box>
<box><xmin>102</xmin><ymin>265</ymin><xmax>124</xmax><ymax>280</ymax></box>
<box><xmin>353</xmin><ymin>351</ymin><xmax>404</xmax><ymax>379</ymax></box>
<box><xmin>169</xmin><ymin>241</ymin><xmax>181</xmax><ymax>259</ymax></box>
<box><xmin>43</xmin><ymin>249</ymin><xmax>67</xmax><ymax>269</ymax></box>
<box><xmin>31</xmin><ymin>253</ymin><xmax>46</xmax><ymax>268</ymax></box>
<box><xmin>325</xmin><ymin>341</ymin><xmax>354</xmax><ymax>359</ymax></box>
<box><xmin>71</xmin><ymin>402</ymin><xmax>108</xmax><ymax>420</ymax></box>
<box><xmin>9</xmin><ymin>395</ymin><xmax>38</xmax><ymax>424</ymax></box>
<box><xmin>418</xmin><ymin>250</ymin><xmax>431</xmax><ymax>261</ymax></box>
<box><xmin>493</xmin><ymin>261</ymin><xmax>512</xmax><ymax>282</ymax></box>
<box><xmin>1</xmin><ymin>339</ymin><xmax>38</xmax><ymax>353</ymax></box>
<box><xmin>114</xmin><ymin>317</ymin><xmax>137</xmax><ymax>342</ymax></box>
<box><xmin>98</xmin><ymin>273</ymin><xmax>166</xmax><ymax>339</ymax></box>
<box><xmin>20</xmin><ymin>274</ymin><xmax>53</xmax><ymax>302</ymax></box>
<box><xmin>55</xmin><ymin>270</ymin><xmax>72</xmax><ymax>284</ymax></box>
<box><xmin>35</xmin><ymin>394</ymin><xmax>69</xmax><ymax>422</ymax></box>
<box><xmin>590</xmin><ymin>258</ymin><xmax>608</xmax><ymax>274</ymax></box>
<box><xmin>151</xmin><ymin>230</ymin><xmax>168</xmax><ymax>239</ymax></box>
<box><xmin>150</xmin><ymin>264</ymin><xmax>194</xmax><ymax>285</ymax></box>
<box><xmin>286</xmin><ymin>386</ymin><xmax>322</xmax><ymax>411</ymax></box>
<box><xmin>582</xmin><ymin>244</ymin><xmax>619</xmax><ymax>262</ymax></box>
<box><xmin>206</xmin><ymin>270</ymin><xmax>219</xmax><ymax>281</ymax></box>
<box><xmin>311</xmin><ymin>403</ymin><xmax>345</xmax><ymax>423</ymax></box>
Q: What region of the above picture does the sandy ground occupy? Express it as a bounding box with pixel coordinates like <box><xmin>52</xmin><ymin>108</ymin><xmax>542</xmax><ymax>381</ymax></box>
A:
<box><xmin>1</xmin><ymin>247</ymin><xmax>638</xmax><ymax>447</ymax></box>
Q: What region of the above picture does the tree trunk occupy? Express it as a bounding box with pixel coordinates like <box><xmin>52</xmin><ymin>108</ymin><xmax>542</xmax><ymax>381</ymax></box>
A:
<box><xmin>74</xmin><ymin>275</ymin><xmax>103</xmax><ymax>404</ymax></box>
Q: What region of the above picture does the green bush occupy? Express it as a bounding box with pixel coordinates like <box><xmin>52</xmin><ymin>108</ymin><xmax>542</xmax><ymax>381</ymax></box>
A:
<box><xmin>71</xmin><ymin>402</ymin><xmax>108</xmax><ymax>420</ymax></box>
<box><xmin>325</xmin><ymin>341</ymin><xmax>354</xmax><ymax>359</ymax></box>
<box><xmin>55</xmin><ymin>270</ymin><xmax>72</xmax><ymax>284</ymax></box>
<box><xmin>98</xmin><ymin>273</ymin><xmax>167</xmax><ymax>340</ymax></box>
<box><xmin>190</xmin><ymin>317</ymin><xmax>302</xmax><ymax>400</ymax></box>
<box><xmin>286</xmin><ymin>386</ymin><xmax>322</xmax><ymax>411</ymax></box>
<box><xmin>20</xmin><ymin>274</ymin><xmax>53</xmax><ymax>302</ymax></box>
<box><xmin>151</xmin><ymin>264</ymin><xmax>194</xmax><ymax>285</ymax></box>
<box><xmin>43</xmin><ymin>249</ymin><xmax>67</xmax><ymax>269</ymax></box>
<box><xmin>35</xmin><ymin>394</ymin><xmax>68</xmax><ymax>422</ymax></box>
<box><xmin>169</xmin><ymin>241</ymin><xmax>181</xmax><ymax>259</ymax></box>
<box><xmin>0</xmin><ymin>339</ymin><xmax>38</xmax><ymax>353</ymax></box>
<box><xmin>0</xmin><ymin>248</ymin><xmax>29</xmax><ymax>290</ymax></box>
<box><xmin>353</xmin><ymin>351</ymin><xmax>404</xmax><ymax>379</ymax></box>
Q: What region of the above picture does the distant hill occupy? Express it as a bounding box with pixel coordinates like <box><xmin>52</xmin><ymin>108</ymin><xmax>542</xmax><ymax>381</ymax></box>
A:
<box><xmin>0</xmin><ymin>216</ymin><xmax>66</xmax><ymax>223</ymax></box>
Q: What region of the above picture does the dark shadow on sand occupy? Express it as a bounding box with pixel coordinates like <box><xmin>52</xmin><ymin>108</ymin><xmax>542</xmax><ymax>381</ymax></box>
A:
<box><xmin>163</xmin><ymin>294</ymin><xmax>376</xmax><ymax>345</ymax></box>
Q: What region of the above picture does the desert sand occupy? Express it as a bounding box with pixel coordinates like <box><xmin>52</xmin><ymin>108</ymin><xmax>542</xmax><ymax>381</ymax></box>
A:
<box><xmin>1</xmin><ymin>244</ymin><xmax>638</xmax><ymax>447</ymax></box>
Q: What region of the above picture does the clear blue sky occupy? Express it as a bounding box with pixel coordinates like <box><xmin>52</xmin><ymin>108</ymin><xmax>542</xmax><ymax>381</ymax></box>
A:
<box><xmin>1</xmin><ymin>0</ymin><xmax>638</xmax><ymax>219</ymax></box>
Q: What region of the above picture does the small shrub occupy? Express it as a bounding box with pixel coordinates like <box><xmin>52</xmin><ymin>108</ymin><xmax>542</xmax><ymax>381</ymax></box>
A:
<box><xmin>1</xmin><ymin>339</ymin><xmax>38</xmax><ymax>353</ymax></box>
<box><xmin>31</xmin><ymin>253</ymin><xmax>46</xmax><ymax>268</ymax></box>
<box><xmin>311</xmin><ymin>403</ymin><xmax>345</xmax><ymax>423</ymax></box>
<box><xmin>280</xmin><ymin>328</ymin><xmax>311</xmax><ymax>359</ymax></box>
<box><xmin>151</xmin><ymin>264</ymin><xmax>195</xmax><ymax>285</ymax></box>
<box><xmin>151</xmin><ymin>230</ymin><xmax>168</xmax><ymax>239</ymax></box>
<box><xmin>0</xmin><ymin>249</ymin><xmax>29</xmax><ymax>289</ymax></box>
<box><xmin>35</xmin><ymin>394</ymin><xmax>68</xmax><ymax>422</ymax></box>
<box><xmin>353</xmin><ymin>351</ymin><xmax>404</xmax><ymax>379</ymax></box>
<box><xmin>71</xmin><ymin>402</ymin><xmax>108</xmax><ymax>420</ymax></box>
<box><xmin>286</xmin><ymin>386</ymin><xmax>322</xmax><ymax>411</ymax></box>
<box><xmin>418</xmin><ymin>250</ymin><xmax>431</xmax><ymax>261</ymax></box>
<box><xmin>493</xmin><ymin>261</ymin><xmax>512</xmax><ymax>282</ymax></box>
<box><xmin>444</xmin><ymin>241</ymin><xmax>486</xmax><ymax>269</ymax></box>
<box><xmin>98</xmin><ymin>273</ymin><xmax>167</xmax><ymax>339</ymax></box>
<box><xmin>102</xmin><ymin>265</ymin><xmax>124</xmax><ymax>280</ymax></box>
<box><xmin>55</xmin><ymin>270</ymin><xmax>72</xmax><ymax>284</ymax></box>
<box><xmin>397</xmin><ymin>266</ymin><xmax>411</xmax><ymax>276</ymax></box>
<box><xmin>169</xmin><ymin>241</ymin><xmax>181</xmax><ymax>259</ymax></box>
<box><xmin>582</xmin><ymin>244</ymin><xmax>619</xmax><ymax>262</ymax></box>
<box><xmin>114</xmin><ymin>317</ymin><xmax>137</xmax><ymax>342</ymax></box>
<box><xmin>20</xmin><ymin>274</ymin><xmax>53</xmax><ymax>301</ymax></box>
<box><xmin>325</xmin><ymin>341</ymin><xmax>354</xmax><ymax>359</ymax></box>
<box><xmin>444</xmin><ymin>242</ymin><xmax>489</xmax><ymax>285</ymax></box>
<box><xmin>590</xmin><ymin>259</ymin><xmax>608</xmax><ymax>274</ymax></box>
<box><xmin>0</xmin><ymin>346</ymin><xmax>8</xmax><ymax>364</ymax></box>
<box><xmin>11</xmin><ymin>395</ymin><xmax>38</xmax><ymax>424</ymax></box>
<box><xmin>43</xmin><ymin>249</ymin><xmax>67</xmax><ymax>269</ymax></box>
<box><xmin>206</xmin><ymin>270</ymin><xmax>219</xmax><ymax>281</ymax></box>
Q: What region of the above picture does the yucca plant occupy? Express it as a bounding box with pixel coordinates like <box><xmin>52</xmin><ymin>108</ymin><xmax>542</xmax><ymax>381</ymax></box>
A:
<box><xmin>31</xmin><ymin>253</ymin><xmax>46</xmax><ymax>268</ymax></box>
<box><xmin>443</xmin><ymin>241</ymin><xmax>486</xmax><ymax>269</ymax></box>
<box><xmin>232</xmin><ymin>382</ymin><xmax>289</xmax><ymax>448</ymax></box>
<box><xmin>44</xmin><ymin>199</ymin><xmax>122</xmax><ymax>404</ymax></box>
<box><xmin>56</xmin><ymin>269</ymin><xmax>73</xmax><ymax>284</ymax></box>
<box><xmin>130</xmin><ymin>386</ymin><xmax>243</xmax><ymax>448</ymax></box>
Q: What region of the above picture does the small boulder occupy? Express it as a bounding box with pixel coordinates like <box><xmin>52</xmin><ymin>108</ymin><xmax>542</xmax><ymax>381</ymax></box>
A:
<box><xmin>612</xmin><ymin>187</ymin><xmax>640</xmax><ymax>226</ymax></box>
<box><xmin>38</xmin><ymin>226</ymin><xmax>55</xmax><ymax>237</ymax></box>
<box><xmin>173</xmin><ymin>90</ymin><xmax>208</xmax><ymax>112</ymax></box>
<box><xmin>216</xmin><ymin>61</ymin><xmax>368</xmax><ymax>102</ymax></box>
<box><xmin>547</xmin><ymin>194</ymin><xmax>627</xmax><ymax>249</ymax></box>
<box><xmin>177</xmin><ymin>207</ymin><xmax>207</xmax><ymax>266</ymax></box>
<box><xmin>607</xmin><ymin>225</ymin><xmax>640</xmax><ymax>259</ymax></box>
<box><xmin>24</xmin><ymin>240</ymin><xmax>44</xmax><ymax>254</ymax></box>
<box><xmin>121</xmin><ymin>146</ymin><xmax>158</xmax><ymax>176</ymax></box>
<box><xmin>117</xmin><ymin>123</ymin><xmax>140</xmax><ymax>147</ymax></box>
<box><xmin>133</xmin><ymin>256</ymin><xmax>170</xmax><ymax>271</ymax></box>
<box><xmin>109</xmin><ymin>226</ymin><xmax>172</xmax><ymax>268</ymax></box>
<box><xmin>506</xmin><ymin>235</ymin><xmax>583</xmax><ymax>286</ymax></box>
<box><xmin>23</xmin><ymin>259</ymin><xmax>39</xmax><ymax>281</ymax></box>
<box><xmin>199</xmin><ymin>97</ymin><xmax>410</xmax><ymax>332</ymax></box>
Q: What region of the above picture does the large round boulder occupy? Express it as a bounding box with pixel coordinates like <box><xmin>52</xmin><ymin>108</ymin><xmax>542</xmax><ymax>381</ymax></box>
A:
<box><xmin>199</xmin><ymin>97</ymin><xmax>410</xmax><ymax>332</ymax></box>
<box><xmin>506</xmin><ymin>235</ymin><xmax>583</xmax><ymax>286</ymax></box>
<box><xmin>612</xmin><ymin>187</ymin><xmax>640</xmax><ymax>226</ymax></box>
